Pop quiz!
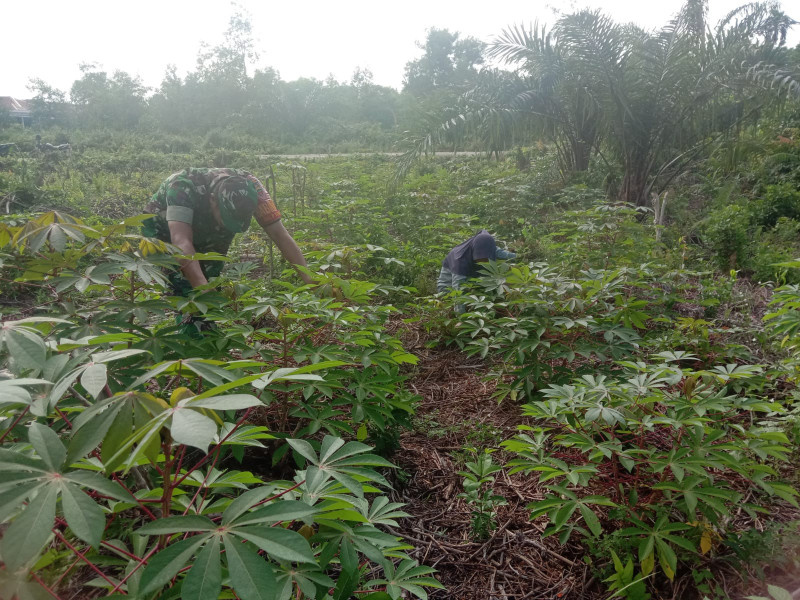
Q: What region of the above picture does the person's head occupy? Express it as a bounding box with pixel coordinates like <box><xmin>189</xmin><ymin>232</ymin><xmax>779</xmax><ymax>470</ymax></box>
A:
<box><xmin>471</xmin><ymin>230</ymin><xmax>496</xmax><ymax>263</ymax></box>
<box><xmin>210</xmin><ymin>175</ymin><xmax>258</xmax><ymax>233</ymax></box>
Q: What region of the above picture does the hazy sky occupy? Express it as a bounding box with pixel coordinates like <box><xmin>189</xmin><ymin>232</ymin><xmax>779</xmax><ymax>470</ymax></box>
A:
<box><xmin>4</xmin><ymin>0</ymin><xmax>799</xmax><ymax>98</ymax></box>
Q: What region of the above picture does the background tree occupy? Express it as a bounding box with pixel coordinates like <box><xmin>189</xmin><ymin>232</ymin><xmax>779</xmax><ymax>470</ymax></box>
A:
<box><xmin>70</xmin><ymin>64</ymin><xmax>148</xmax><ymax>129</ymax></box>
<box><xmin>148</xmin><ymin>65</ymin><xmax>194</xmax><ymax>133</ymax></box>
<box><xmin>404</xmin><ymin>28</ymin><xmax>486</xmax><ymax>97</ymax></box>
<box><xmin>26</xmin><ymin>79</ymin><xmax>71</xmax><ymax>127</ymax></box>
<box><xmin>352</xmin><ymin>67</ymin><xmax>399</xmax><ymax>130</ymax></box>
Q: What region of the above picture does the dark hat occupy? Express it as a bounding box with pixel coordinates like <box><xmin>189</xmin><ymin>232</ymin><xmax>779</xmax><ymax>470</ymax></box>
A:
<box><xmin>471</xmin><ymin>230</ymin><xmax>497</xmax><ymax>261</ymax></box>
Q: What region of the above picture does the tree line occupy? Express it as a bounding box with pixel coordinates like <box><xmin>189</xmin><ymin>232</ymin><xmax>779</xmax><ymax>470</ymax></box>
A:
<box><xmin>11</xmin><ymin>11</ymin><xmax>487</xmax><ymax>153</ymax></box>
<box><xmin>5</xmin><ymin>0</ymin><xmax>800</xmax><ymax>188</ymax></box>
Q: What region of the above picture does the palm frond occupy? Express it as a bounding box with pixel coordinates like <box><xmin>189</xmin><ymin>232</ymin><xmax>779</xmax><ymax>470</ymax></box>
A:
<box><xmin>487</xmin><ymin>22</ymin><xmax>552</xmax><ymax>65</ymax></box>
<box><xmin>746</xmin><ymin>63</ymin><xmax>800</xmax><ymax>97</ymax></box>
<box><xmin>716</xmin><ymin>2</ymin><xmax>796</xmax><ymax>47</ymax></box>
<box><xmin>677</xmin><ymin>0</ymin><xmax>709</xmax><ymax>43</ymax></box>
<box><xmin>555</xmin><ymin>10</ymin><xmax>631</xmax><ymax>74</ymax></box>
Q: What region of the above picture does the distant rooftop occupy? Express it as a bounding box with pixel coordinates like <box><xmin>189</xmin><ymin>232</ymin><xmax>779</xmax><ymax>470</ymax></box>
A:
<box><xmin>0</xmin><ymin>97</ymin><xmax>33</xmax><ymax>127</ymax></box>
<box><xmin>0</xmin><ymin>96</ymin><xmax>32</xmax><ymax>116</ymax></box>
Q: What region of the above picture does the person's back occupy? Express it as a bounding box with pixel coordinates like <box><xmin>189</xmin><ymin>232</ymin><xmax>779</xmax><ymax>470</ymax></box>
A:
<box><xmin>436</xmin><ymin>230</ymin><xmax>516</xmax><ymax>314</ymax></box>
<box><xmin>142</xmin><ymin>166</ymin><xmax>309</xmax><ymax>298</ymax></box>
<box><xmin>442</xmin><ymin>230</ymin><xmax>497</xmax><ymax>280</ymax></box>
<box><xmin>143</xmin><ymin>168</ymin><xmax>266</xmax><ymax>255</ymax></box>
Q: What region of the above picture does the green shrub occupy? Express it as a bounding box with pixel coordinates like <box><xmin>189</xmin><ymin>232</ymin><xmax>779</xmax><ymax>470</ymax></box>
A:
<box><xmin>751</xmin><ymin>183</ymin><xmax>800</xmax><ymax>229</ymax></box>
<box><xmin>705</xmin><ymin>204</ymin><xmax>750</xmax><ymax>270</ymax></box>
<box><xmin>541</xmin><ymin>200</ymin><xmax>656</xmax><ymax>271</ymax></box>
<box><xmin>457</xmin><ymin>449</ymin><xmax>507</xmax><ymax>540</ymax></box>
<box><xmin>443</xmin><ymin>260</ymin><xmax>659</xmax><ymax>399</ymax></box>
<box><xmin>0</xmin><ymin>211</ymin><xmax>441</xmax><ymax>600</ymax></box>
<box><xmin>765</xmin><ymin>274</ymin><xmax>800</xmax><ymax>381</ymax></box>
<box><xmin>751</xmin><ymin>218</ymin><xmax>800</xmax><ymax>284</ymax></box>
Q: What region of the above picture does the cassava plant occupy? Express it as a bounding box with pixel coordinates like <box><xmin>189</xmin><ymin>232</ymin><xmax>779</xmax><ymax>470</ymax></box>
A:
<box><xmin>0</xmin><ymin>211</ymin><xmax>441</xmax><ymax>599</ymax></box>
<box><xmin>502</xmin><ymin>356</ymin><xmax>797</xmax><ymax>595</ymax></box>
<box><xmin>442</xmin><ymin>259</ymin><xmax>662</xmax><ymax>400</ymax></box>
<box><xmin>457</xmin><ymin>448</ymin><xmax>507</xmax><ymax>540</ymax></box>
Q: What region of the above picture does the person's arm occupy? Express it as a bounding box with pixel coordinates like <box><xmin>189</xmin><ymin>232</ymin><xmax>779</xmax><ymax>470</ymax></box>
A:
<box><xmin>168</xmin><ymin>220</ymin><xmax>208</xmax><ymax>288</ymax></box>
<box><xmin>495</xmin><ymin>248</ymin><xmax>517</xmax><ymax>260</ymax></box>
<box><xmin>246</xmin><ymin>173</ymin><xmax>313</xmax><ymax>285</ymax></box>
<box><xmin>263</xmin><ymin>220</ymin><xmax>313</xmax><ymax>284</ymax></box>
<box><xmin>452</xmin><ymin>273</ymin><xmax>469</xmax><ymax>289</ymax></box>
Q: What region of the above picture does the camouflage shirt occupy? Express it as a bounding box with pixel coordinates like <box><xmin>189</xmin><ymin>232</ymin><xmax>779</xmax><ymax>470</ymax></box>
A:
<box><xmin>142</xmin><ymin>167</ymin><xmax>281</xmax><ymax>256</ymax></box>
<box><xmin>142</xmin><ymin>168</ymin><xmax>281</xmax><ymax>295</ymax></box>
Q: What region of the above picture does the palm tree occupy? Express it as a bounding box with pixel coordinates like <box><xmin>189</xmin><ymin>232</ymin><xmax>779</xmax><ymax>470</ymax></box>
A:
<box><xmin>488</xmin><ymin>21</ymin><xmax>605</xmax><ymax>173</ymax></box>
<box><xmin>394</xmin><ymin>23</ymin><xmax>603</xmax><ymax>178</ymax></box>
<box><xmin>497</xmin><ymin>2</ymin><xmax>799</xmax><ymax>205</ymax></box>
<box><xmin>396</xmin><ymin>1</ymin><xmax>800</xmax><ymax>205</ymax></box>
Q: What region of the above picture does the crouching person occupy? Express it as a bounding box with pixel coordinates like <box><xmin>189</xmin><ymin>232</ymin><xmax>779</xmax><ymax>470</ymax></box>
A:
<box><xmin>142</xmin><ymin>167</ymin><xmax>312</xmax><ymax>334</ymax></box>
<box><xmin>437</xmin><ymin>229</ymin><xmax>516</xmax><ymax>313</ymax></box>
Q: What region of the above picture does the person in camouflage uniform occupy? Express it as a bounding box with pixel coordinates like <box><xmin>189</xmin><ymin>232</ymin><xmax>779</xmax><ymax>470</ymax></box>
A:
<box><xmin>142</xmin><ymin>168</ymin><xmax>311</xmax><ymax>296</ymax></box>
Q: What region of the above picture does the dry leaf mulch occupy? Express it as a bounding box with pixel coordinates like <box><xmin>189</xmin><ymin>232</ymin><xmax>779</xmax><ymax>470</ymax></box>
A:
<box><xmin>387</xmin><ymin>335</ymin><xmax>600</xmax><ymax>600</ymax></box>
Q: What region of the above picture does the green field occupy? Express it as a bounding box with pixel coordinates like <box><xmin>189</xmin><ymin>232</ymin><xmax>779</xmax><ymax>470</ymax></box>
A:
<box><xmin>1</xmin><ymin>134</ymin><xmax>800</xmax><ymax>599</ymax></box>
<box><xmin>2</xmin><ymin>1</ymin><xmax>800</xmax><ymax>598</ymax></box>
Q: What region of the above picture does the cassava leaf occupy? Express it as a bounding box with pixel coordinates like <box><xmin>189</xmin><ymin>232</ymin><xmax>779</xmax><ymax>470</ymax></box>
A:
<box><xmin>139</xmin><ymin>535</ymin><xmax>210</xmax><ymax>595</ymax></box>
<box><xmin>223</xmin><ymin>536</ymin><xmax>277</xmax><ymax>600</ymax></box>
<box><xmin>222</xmin><ymin>485</ymin><xmax>279</xmax><ymax>525</ymax></box>
<box><xmin>5</xmin><ymin>328</ymin><xmax>46</xmax><ymax>373</ymax></box>
<box><xmin>60</xmin><ymin>482</ymin><xmax>105</xmax><ymax>548</ymax></box>
<box><xmin>181</xmin><ymin>535</ymin><xmax>221</xmax><ymax>600</ymax></box>
<box><xmin>137</xmin><ymin>515</ymin><xmax>216</xmax><ymax>535</ymax></box>
<box><xmin>65</xmin><ymin>399</ymin><xmax>124</xmax><ymax>465</ymax></box>
<box><xmin>183</xmin><ymin>394</ymin><xmax>262</xmax><ymax>410</ymax></box>
<box><xmin>231</xmin><ymin>500</ymin><xmax>319</xmax><ymax>527</ymax></box>
<box><xmin>28</xmin><ymin>422</ymin><xmax>66</xmax><ymax>471</ymax></box>
<box><xmin>0</xmin><ymin>483</ymin><xmax>58</xmax><ymax>570</ymax></box>
<box><xmin>80</xmin><ymin>363</ymin><xmax>108</xmax><ymax>399</ymax></box>
<box><xmin>170</xmin><ymin>408</ymin><xmax>217</xmax><ymax>451</ymax></box>
<box><xmin>231</xmin><ymin>526</ymin><xmax>316</xmax><ymax>564</ymax></box>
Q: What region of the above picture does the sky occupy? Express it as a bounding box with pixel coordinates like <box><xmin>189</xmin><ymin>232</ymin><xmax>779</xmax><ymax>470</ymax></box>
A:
<box><xmin>4</xmin><ymin>0</ymin><xmax>799</xmax><ymax>98</ymax></box>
